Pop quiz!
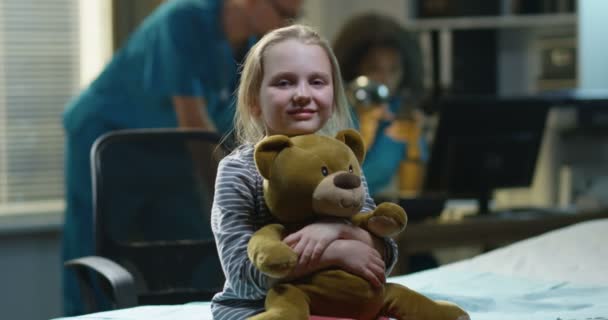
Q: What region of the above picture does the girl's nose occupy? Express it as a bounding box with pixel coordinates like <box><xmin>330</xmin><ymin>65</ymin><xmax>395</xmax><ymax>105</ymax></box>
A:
<box><xmin>293</xmin><ymin>94</ymin><xmax>311</xmax><ymax>106</ymax></box>
<box><xmin>293</xmin><ymin>85</ymin><xmax>311</xmax><ymax>106</ymax></box>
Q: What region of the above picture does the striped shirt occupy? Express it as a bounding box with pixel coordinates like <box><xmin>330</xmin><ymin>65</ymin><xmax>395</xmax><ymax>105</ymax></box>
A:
<box><xmin>210</xmin><ymin>144</ymin><xmax>398</xmax><ymax>319</ymax></box>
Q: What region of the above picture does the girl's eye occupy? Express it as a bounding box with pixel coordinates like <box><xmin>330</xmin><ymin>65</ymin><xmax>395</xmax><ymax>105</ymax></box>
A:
<box><xmin>348</xmin><ymin>165</ymin><xmax>353</xmax><ymax>173</ymax></box>
<box><xmin>275</xmin><ymin>79</ymin><xmax>291</xmax><ymax>87</ymax></box>
<box><xmin>311</xmin><ymin>78</ymin><xmax>326</xmax><ymax>86</ymax></box>
<box><xmin>321</xmin><ymin>166</ymin><xmax>329</xmax><ymax>176</ymax></box>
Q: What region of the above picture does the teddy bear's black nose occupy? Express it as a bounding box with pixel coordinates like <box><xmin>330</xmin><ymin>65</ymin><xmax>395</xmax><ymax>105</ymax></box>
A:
<box><xmin>333</xmin><ymin>173</ymin><xmax>361</xmax><ymax>189</ymax></box>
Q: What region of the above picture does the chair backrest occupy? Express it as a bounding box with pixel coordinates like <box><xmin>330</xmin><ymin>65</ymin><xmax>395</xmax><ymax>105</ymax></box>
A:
<box><xmin>90</xmin><ymin>128</ymin><xmax>227</xmax><ymax>305</ymax></box>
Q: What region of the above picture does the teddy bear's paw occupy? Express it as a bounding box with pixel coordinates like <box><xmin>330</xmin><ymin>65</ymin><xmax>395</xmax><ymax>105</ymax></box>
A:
<box><xmin>255</xmin><ymin>243</ymin><xmax>298</xmax><ymax>278</ymax></box>
<box><xmin>435</xmin><ymin>300</ymin><xmax>470</xmax><ymax>320</ymax></box>
<box><xmin>369</xmin><ymin>202</ymin><xmax>407</xmax><ymax>236</ymax></box>
<box><xmin>368</xmin><ymin>215</ymin><xmax>400</xmax><ymax>237</ymax></box>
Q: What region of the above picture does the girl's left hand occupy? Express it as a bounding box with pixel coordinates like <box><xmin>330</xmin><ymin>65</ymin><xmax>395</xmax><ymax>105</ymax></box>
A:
<box><xmin>283</xmin><ymin>220</ymin><xmax>347</xmax><ymax>266</ymax></box>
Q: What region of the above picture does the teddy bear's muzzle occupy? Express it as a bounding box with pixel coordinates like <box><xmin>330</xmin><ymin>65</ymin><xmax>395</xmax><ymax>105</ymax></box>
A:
<box><xmin>333</xmin><ymin>172</ymin><xmax>361</xmax><ymax>189</ymax></box>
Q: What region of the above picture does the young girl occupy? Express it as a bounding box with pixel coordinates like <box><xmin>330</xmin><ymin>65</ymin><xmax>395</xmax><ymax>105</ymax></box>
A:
<box><xmin>210</xmin><ymin>24</ymin><xmax>398</xmax><ymax>320</ymax></box>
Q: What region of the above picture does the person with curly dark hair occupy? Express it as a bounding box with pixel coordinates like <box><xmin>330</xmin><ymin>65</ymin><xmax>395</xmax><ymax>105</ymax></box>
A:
<box><xmin>333</xmin><ymin>13</ymin><xmax>429</xmax><ymax>197</ymax></box>
<box><xmin>334</xmin><ymin>14</ymin><xmax>441</xmax><ymax>274</ymax></box>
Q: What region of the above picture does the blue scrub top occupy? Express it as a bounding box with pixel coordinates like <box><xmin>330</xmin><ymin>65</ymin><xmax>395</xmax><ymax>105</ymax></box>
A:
<box><xmin>359</xmin><ymin>97</ymin><xmax>429</xmax><ymax>195</ymax></box>
<box><xmin>64</xmin><ymin>0</ymin><xmax>251</xmax><ymax>136</ymax></box>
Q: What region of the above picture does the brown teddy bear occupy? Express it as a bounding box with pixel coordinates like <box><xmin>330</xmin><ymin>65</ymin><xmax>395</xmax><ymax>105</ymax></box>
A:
<box><xmin>247</xmin><ymin>129</ymin><xmax>469</xmax><ymax>320</ymax></box>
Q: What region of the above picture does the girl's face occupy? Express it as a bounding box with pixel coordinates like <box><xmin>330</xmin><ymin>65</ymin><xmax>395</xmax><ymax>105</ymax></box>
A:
<box><xmin>254</xmin><ymin>39</ymin><xmax>334</xmax><ymax>137</ymax></box>
<box><xmin>358</xmin><ymin>46</ymin><xmax>403</xmax><ymax>94</ymax></box>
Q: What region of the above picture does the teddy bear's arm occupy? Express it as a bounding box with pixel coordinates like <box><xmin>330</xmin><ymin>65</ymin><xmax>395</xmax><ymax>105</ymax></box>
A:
<box><xmin>247</xmin><ymin>224</ymin><xmax>298</xmax><ymax>278</ymax></box>
<box><xmin>351</xmin><ymin>202</ymin><xmax>407</xmax><ymax>237</ymax></box>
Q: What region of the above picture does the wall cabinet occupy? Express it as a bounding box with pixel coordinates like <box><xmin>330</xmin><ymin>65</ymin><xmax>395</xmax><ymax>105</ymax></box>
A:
<box><xmin>404</xmin><ymin>6</ymin><xmax>577</xmax><ymax>97</ymax></box>
<box><xmin>303</xmin><ymin>0</ymin><xmax>578</xmax><ymax>97</ymax></box>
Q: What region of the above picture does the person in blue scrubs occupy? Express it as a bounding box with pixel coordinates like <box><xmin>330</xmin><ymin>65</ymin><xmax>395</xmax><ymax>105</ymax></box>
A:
<box><xmin>62</xmin><ymin>0</ymin><xmax>303</xmax><ymax>315</ymax></box>
<box><xmin>333</xmin><ymin>13</ymin><xmax>429</xmax><ymax>196</ymax></box>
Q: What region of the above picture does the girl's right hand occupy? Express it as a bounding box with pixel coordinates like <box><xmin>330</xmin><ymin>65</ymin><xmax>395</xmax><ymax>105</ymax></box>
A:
<box><xmin>283</xmin><ymin>220</ymin><xmax>347</xmax><ymax>266</ymax></box>
<box><xmin>326</xmin><ymin>239</ymin><xmax>386</xmax><ymax>288</ymax></box>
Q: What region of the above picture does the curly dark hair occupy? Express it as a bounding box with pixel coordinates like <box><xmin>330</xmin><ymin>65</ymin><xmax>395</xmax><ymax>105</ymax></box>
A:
<box><xmin>332</xmin><ymin>13</ymin><xmax>424</xmax><ymax>98</ymax></box>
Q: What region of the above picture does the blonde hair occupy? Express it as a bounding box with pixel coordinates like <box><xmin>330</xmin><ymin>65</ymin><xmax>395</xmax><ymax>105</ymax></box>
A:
<box><xmin>234</xmin><ymin>24</ymin><xmax>353</xmax><ymax>145</ymax></box>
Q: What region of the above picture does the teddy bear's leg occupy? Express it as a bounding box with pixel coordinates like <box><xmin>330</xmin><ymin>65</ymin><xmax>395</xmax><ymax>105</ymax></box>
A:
<box><xmin>380</xmin><ymin>283</ymin><xmax>470</xmax><ymax>320</ymax></box>
<box><xmin>248</xmin><ymin>284</ymin><xmax>310</xmax><ymax>320</ymax></box>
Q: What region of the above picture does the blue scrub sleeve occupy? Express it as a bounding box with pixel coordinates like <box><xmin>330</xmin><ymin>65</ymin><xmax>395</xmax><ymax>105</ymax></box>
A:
<box><xmin>418</xmin><ymin>135</ymin><xmax>430</xmax><ymax>162</ymax></box>
<box><xmin>141</xmin><ymin>3</ymin><xmax>205</xmax><ymax>96</ymax></box>
<box><xmin>363</xmin><ymin>132</ymin><xmax>406</xmax><ymax>195</ymax></box>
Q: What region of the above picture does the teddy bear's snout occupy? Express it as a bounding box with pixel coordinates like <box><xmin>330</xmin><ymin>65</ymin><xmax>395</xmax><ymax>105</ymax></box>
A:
<box><xmin>333</xmin><ymin>172</ymin><xmax>361</xmax><ymax>190</ymax></box>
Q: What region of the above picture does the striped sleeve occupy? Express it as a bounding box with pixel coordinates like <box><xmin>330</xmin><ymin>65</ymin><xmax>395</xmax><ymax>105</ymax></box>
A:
<box><xmin>360</xmin><ymin>175</ymin><xmax>399</xmax><ymax>276</ymax></box>
<box><xmin>211</xmin><ymin>154</ymin><xmax>273</xmax><ymax>299</ymax></box>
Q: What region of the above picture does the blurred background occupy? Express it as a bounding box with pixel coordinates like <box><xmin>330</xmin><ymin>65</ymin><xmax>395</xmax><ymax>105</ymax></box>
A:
<box><xmin>0</xmin><ymin>1</ymin><xmax>606</xmax><ymax>319</ymax></box>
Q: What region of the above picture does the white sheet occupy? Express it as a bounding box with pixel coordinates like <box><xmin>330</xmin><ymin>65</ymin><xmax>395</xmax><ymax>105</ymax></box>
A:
<box><xmin>444</xmin><ymin>218</ymin><xmax>608</xmax><ymax>285</ymax></box>
<box><xmin>394</xmin><ymin>269</ymin><xmax>608</xmax><ymax>320</ymax></box>
<box><xmin>56</xmin><ymin>271</ymin><xmax>608</xmax><ymax>320</ymax></box>
<box><xmin>54</xmin><ymin>219</ymin><xmax>608</xmax><ymax>320</ymax></box>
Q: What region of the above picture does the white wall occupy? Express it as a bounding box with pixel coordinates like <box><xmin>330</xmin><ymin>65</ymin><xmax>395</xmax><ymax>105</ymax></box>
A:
<box><xmin>79</xmin><ymin>0</ymin><xmax>113</xmax><ymax>88</ymax></box>
<box><xmin>579</xmin><ymin>0</ymin><xmax>608</xmax><ymax>90</ymax></box>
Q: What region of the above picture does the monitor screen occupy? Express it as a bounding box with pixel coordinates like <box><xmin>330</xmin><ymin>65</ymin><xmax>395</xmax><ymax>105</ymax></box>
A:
<box><xmin>423</xmin><ymin>97</ymin><xmax>550</xmax><ymax>213</ymax></box>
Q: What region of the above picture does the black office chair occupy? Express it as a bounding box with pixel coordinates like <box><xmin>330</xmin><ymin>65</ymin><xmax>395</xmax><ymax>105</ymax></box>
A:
<box><xmin>66</xmin><ymin>128</ymin><xmax>228</xmax><ymax>312</ymax></box>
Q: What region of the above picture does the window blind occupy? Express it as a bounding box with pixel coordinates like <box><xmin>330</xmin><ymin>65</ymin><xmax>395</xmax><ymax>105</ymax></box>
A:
<box><xmin>0</xmin><ymin>0</ymin><xmax>79</xmax><ymax>215</ymax></box>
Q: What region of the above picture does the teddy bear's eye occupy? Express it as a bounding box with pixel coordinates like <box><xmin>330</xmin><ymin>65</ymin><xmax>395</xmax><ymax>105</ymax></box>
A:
<box><xmin>348</xmin><ymin>165</ymin><xmax>353</xmax><ymax>173</ymax></box>
<box><xmin>321</xmin><ymin>166</ymin><xmax>329</xmax><ymax>176</ymax></box>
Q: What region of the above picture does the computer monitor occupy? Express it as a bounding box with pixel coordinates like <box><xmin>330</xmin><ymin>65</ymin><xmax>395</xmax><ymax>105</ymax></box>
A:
<box><xmin>423</xmin><ymin>97</ymin><xmax>551</xmax><ymax>214</ymax></box>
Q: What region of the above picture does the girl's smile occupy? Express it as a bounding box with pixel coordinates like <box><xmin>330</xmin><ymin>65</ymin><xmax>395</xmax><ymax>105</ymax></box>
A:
<box><xmin>288</xmin><ymin>107</ymin><xmax>316</xmax><ymax>120</ymax></box>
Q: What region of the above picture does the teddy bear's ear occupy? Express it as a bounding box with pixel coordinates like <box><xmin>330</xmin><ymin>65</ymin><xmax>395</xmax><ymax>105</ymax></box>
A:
<box><xmin>335</xmin><ymin>129</ymin><xmax>366</xmax><ymax>164</ymax></box>
<box><xmin>254</xmin><ymin>135</ymin><xmax>293</xmax><ymax>179</ymax></box>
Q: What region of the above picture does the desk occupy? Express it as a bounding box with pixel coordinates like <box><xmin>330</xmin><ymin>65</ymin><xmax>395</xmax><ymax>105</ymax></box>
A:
<box><xmin>395</xmin><ymin>210</ymin><xmax>608</xmax><ymax>273</ymax></box>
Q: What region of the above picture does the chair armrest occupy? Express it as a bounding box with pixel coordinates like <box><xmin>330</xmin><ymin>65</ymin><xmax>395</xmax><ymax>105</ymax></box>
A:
<box><xmin>65</xmin><ymin>256</ymin><xmax>137</xmax><ymax>311</ymax></box>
